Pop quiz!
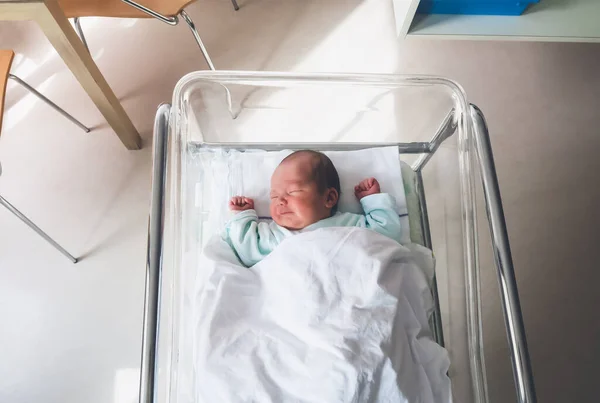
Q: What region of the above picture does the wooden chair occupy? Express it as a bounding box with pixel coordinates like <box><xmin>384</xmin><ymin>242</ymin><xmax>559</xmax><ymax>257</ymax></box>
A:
<box><xmin>63</xmin><ymin>0</ymin><xmax>240</xmax><ymax>70</ymax></box>
<box><xmin>0</xmin><ymin>49</ymin><xmax>88</xmax><ymax>263</ymax></box>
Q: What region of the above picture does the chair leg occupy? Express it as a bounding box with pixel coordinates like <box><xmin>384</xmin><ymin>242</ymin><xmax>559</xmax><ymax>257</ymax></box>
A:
<box><xmin>177</xmin><ymin>9</ymin><xmax>236</xmax><ymax>117</ymax></box>
<box><xmin>179</xmin><ymin>10</ymin><xmax>216</xmax><ymax>71</ymax></box>
<box><xmin>73</xmin><ymin>18</ymin><xmax>90</xmax><ymax>53</ymax></box>
<box><xmin>0</xmin><ymin>195</ymin><xmax>78</xmax><ymax>263</ymax></box>
<box><xmin>231</xmin><ymin>0</ymin><xmax>240</xmax><ymax>11</ymax></box>
<box><xmin>8</xmin><ymin>74</ymin><xmax>91</xmax><ymax>133</ymax></box>
<box><xmin>121</xmin><ymin>0</ymin><xmax>178</xmax><ymax>25</ymax></box>
<box><xmin>119</xmin><ymin>1</ymin><xmax>218</xmax><ymax>70</ymax></box>
<box><xmin>178</xmin><ymin>10</ymin><xmax>236</xmax><ymax>117</ymax></box>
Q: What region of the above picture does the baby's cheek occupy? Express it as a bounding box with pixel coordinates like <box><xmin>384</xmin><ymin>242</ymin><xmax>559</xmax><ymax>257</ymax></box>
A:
<box><xmin>296</xmin><ymin>202</ymin><xmax>315</xmax><ymax>221</ymax></box>
<box><xmin>289</xmin><ymin>199</ymin><xmax>304</xmax><ymax>213</ymax></box>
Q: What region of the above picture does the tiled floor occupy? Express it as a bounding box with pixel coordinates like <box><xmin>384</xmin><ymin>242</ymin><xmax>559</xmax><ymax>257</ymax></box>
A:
<box><xmin>0</xmin><ymin>1</ymin><xmax>599</xmax><ymax>402</ymax></box>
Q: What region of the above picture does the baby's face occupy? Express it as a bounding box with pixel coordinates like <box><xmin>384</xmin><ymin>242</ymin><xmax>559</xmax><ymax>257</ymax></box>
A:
<box><xmin>269</xmin><ymin>158</ymin><xmax>332</xmax><ymax>230</ymax></box>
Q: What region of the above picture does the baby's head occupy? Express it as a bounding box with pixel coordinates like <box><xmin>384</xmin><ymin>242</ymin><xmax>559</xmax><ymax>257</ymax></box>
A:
<box><xmin>270</xmin><ymin>150</ymin><xmax>340</xmax><ymax>230</ymax></box>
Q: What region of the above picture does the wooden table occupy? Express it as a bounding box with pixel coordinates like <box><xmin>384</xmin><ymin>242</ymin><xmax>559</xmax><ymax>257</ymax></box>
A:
<box><xmin>0</xmin><ymin>0</ymin><xmax>142</xmax><ymax>149</ymax></box>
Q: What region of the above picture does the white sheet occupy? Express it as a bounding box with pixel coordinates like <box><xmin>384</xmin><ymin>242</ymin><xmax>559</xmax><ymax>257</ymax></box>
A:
<box><xmin>197</xmin><ymin>147</ymin><xmax>411</xmax><ymax>244</ymax></box>
<box><xmin>194</xmin><ymin>227</ymin><xmax>451</xmax><ymax>403</ymax></box>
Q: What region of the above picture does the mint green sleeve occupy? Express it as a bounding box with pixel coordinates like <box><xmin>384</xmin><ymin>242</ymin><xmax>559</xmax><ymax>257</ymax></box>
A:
<box><xmin>223</xmin><ymin>210</ymin><xmax>285</xmax><ymax>267</ymax></box>
<box><xmin>359</xmin><ymin>193</ymin><xmax>403</xmax><ymax>243</ymax></box>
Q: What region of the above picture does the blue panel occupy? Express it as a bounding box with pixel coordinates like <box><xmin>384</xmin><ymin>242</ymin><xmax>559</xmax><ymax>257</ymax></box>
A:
<box><xmin>417</xmin><ymin>0</ymin><xmax>540</xmax><ymax>16</ymax></box>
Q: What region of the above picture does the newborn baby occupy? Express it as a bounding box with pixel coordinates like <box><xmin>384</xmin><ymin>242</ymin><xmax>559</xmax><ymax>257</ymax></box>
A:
<box><xmin>224</xmin><ymin>150</ymin><xmax>402</xmax><ymax>266</ymax></box>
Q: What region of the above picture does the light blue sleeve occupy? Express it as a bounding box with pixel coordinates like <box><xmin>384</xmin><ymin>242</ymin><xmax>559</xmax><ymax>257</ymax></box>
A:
<box><xmin>223</xmin><ymin>210</ymin><xmax>287</xmax><ymax>267</ymax></box>
<box><xmin>359</xmin><ymin>193</ymin><xmax>403</xmax><ymax>243</ymax></box>
<box><xmin>306</xmin><ymin>193</ymin><xmax>403</xmax><ymax>243</ymax></box>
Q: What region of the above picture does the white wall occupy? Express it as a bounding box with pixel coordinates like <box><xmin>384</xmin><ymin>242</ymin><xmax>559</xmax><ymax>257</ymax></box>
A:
<box><xmin>402</xmin><ymin>40</ymin><xmax>600</xmax><ymax>402</ymax></box>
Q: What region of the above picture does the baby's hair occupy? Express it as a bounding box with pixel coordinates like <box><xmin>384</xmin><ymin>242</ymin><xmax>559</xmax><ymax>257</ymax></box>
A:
<box><xmin>281</xmin><ymin>150</ymin><xmax>341</xmax><ymax>214</ymax></box>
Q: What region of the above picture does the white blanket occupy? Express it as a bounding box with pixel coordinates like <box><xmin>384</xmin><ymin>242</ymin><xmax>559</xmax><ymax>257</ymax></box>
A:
<box><xmin>196</xmin><ymin>228</ymin><xmax>451</xmax><ymax>403</ymax></box>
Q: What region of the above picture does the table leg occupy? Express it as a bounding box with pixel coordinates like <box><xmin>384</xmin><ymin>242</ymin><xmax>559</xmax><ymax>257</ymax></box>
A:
<box><xmin>35</xmin><ymin>0</ymin><xmax>142</xmax><ymax>150</ymax></box>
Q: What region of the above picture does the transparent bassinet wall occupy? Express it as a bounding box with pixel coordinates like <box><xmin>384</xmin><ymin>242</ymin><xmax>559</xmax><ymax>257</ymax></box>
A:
<box><xmin>158</xmin><ymin>72</ymin><xmax>487</xmax><ymax>403</ymax></box>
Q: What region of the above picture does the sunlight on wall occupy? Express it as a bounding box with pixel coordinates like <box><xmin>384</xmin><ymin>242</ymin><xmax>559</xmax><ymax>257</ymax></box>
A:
<box><xmin>186</xmin><ymin>0</ymin><xmax>403</xmax><ymax>145</ymax></box>
<box><xmin>70</xmin><ymin>17</ymin><xmax>137</xmax><ymax>61</ymax></box>
<box><xmin>121</xmin><ymin>19</ymin><xmax>139</xmax><ymax>28</ymax></box>
<box><xmin>114</xmin><ymin>368</ymin><xmax>140</xmax><ymax>403</ymax></box>
<box><xmin>72</xmin><ymin>16</ymin><xmax>138</xmax><ymax>30</ymax></box>
<box><xmin>4</xmin><ymin>75</ymin><xmax>57</xmax><ymax>132</ymax></box>
<box><xmin>11</xmin><ymin>52</ymin><xmax>55</xmax><ymax>82</ymax></box>
<box><xmin>0</xmin><ymin>285</ymin><xmax>46</xmax><ymax>394</ymax></box>
<box><xmin>293</xmin><ymin>0</ymin><xmax>398</xmax><ymax>73</ymax></box>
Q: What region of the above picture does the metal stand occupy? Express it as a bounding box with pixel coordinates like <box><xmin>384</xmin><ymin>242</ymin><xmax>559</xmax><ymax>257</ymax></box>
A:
<box><xmin>8</xmin><ymin>74</ymin><xmax>90</xmax><ymax>133</ymax></box>
<box><xmin>412</xmin><ymin>108</ymin><xmax>490</xmax><ymax>402</ymax></box>
<box><xmin>0</xmin><ymin>195</ymin><xmax>78</xmax><ymax>263</ymax></box>
<box><xmin>415</xmin><ymin>170</ymin><xmax>445</xmax><ymax>347</ymax></box>
<box><xmin>411</xmin><ymin>110</ymin><xmax>458</xmax><ymax>347</ymax></box>
<box><xmin>471</xmin><ymin>104</ymin><xmax>537</xmax><ymax>403</ymax></box>
<box><xmin>138</xmin><ymin>103</ymin><xmax>170</xmax><ymax>403</ymax></box>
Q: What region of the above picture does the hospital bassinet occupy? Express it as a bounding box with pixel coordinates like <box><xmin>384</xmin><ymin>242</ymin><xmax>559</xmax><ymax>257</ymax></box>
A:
<box><xmin>141</xmin><ymin>72</ymin><xmax>536</xmax><ymax>403</ymax></box>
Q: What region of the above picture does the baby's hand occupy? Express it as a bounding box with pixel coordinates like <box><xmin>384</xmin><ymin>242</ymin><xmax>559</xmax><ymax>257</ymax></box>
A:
<box><xmin>354</xmin><ymin>177</ymin><xmax>381</xmax><ymax>200</ymax></box>
<box><xmin>229</xmin><ymin>196</ymin><xmax>255</xmax><ymax>212</ymax></box>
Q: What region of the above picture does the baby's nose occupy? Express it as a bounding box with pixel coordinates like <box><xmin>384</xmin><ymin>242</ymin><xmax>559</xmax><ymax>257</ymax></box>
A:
<box><xmin>278</xmin><ymin>196</ymin><xmax>287</xmax><ymax>205</ymax></box>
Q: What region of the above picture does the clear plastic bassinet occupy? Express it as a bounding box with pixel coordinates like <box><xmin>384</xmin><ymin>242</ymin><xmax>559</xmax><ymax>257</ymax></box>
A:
<box><xmin>141</xmin><ymin>72</ymin><xmax>536</xmax><ymax>403</ymax></box>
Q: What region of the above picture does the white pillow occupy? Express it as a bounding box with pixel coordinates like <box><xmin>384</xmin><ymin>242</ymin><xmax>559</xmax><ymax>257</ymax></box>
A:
<box><xmin>197</xmin><ymin>146</ymin><xmax>410</xmax><ymax>244</ymax></box>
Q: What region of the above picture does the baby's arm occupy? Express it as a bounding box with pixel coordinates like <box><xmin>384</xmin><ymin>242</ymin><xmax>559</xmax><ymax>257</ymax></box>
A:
<box><xmin>355</xmin><ymin>178</ymin><xmax>403</xmax><ymax>243</ymax></box>
<box><xmin>224</xmin><ymin>197</ymin><xmax>281</xmax><ymax>266</ymax></box>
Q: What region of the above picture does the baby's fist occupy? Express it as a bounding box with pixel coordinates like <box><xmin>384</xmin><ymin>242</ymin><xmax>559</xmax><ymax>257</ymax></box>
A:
<box><xmin>229</xmin><ymin>196</ymin><xmax>254</xmax><ymax>212</ymax></box>
<box><xmin>354</xmin><ymin>177</ymin><xmax>380</xmax><ymax>200</ymax></box>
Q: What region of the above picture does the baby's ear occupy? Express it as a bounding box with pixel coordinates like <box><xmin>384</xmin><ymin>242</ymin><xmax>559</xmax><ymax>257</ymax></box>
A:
<box><xmin>324</xmin><ymin>188</ymin><xmax>339</xmax><ymax>208</ymax></box>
